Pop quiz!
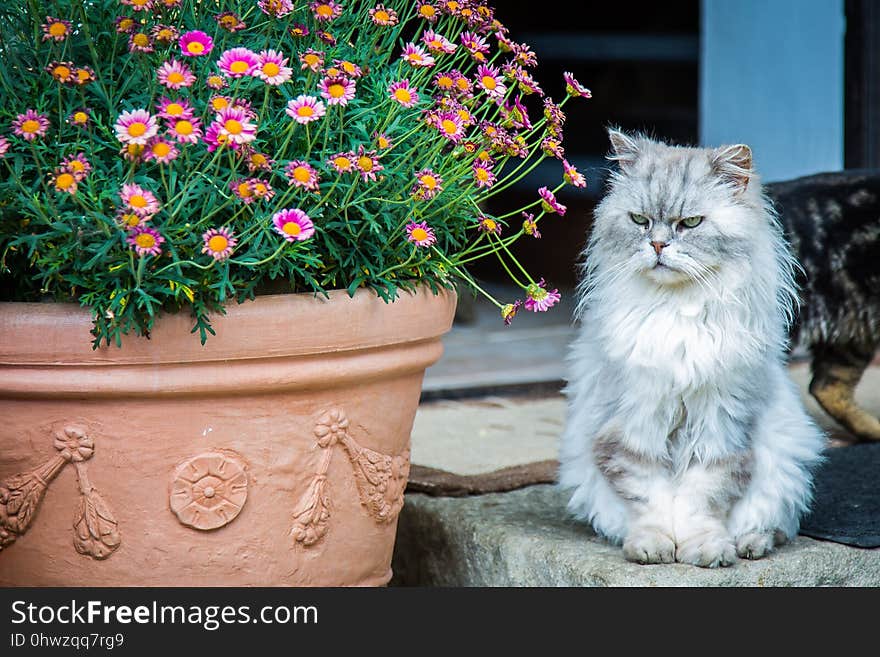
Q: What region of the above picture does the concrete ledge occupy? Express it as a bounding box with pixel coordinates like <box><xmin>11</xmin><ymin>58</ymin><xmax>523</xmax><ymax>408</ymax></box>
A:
<box><xmin>391</xmin><ymin>485</ymin><xmax>880</xmax><ymax>587</ymax></box>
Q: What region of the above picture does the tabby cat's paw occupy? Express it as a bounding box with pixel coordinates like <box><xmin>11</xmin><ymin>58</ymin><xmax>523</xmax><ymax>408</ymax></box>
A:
<box><xmin>735</xmin><ymin>531</ymin><xmax>775</xmax><ymax>560</ymax></box>
<box><xmin>622</xmin><ymin>528</ymin><xmax>676</xmax><ymax>565</ymax></box>
<box><xmin>675</xmin><ymin>530</ymin><xmax>737</xmax><ymax>568</ymax></box>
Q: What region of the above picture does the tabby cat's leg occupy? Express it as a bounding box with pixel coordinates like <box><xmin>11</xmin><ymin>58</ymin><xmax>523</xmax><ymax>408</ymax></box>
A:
<box><xmin>809</xmin><ymin>341</ymin><xmax>880</xmax><ymax>441</ymax></box>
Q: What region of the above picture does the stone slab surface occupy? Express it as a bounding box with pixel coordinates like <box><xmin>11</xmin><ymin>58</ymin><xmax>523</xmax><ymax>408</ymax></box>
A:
<box><xmin>392</xmin><ymin>485</ymin><xmax>880</xmax><ymax>587</ymax></box>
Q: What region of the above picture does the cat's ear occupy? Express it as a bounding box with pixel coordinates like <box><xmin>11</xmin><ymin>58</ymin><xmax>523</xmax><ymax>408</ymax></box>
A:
<box><xmin>607</xmin><ymin>128</ymin><xmax>640</xmax><ymax>170</ymax></box>
<box><xmin>711</xmin><ymin>143</ymin><xmax>753</xmax><ymax>194</ymax></box>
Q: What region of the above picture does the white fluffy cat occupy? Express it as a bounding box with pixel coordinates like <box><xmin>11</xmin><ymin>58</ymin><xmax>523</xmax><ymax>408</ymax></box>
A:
<box><xmin>559</xmin><ymin>129</ymin><xmax>826</xmax><ymax>568</ymax></box>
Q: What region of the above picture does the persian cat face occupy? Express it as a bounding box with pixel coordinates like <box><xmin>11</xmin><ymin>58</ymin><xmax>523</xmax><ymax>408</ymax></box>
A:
<box><xmin>591</xmin><ymin>130</ymin><xmax>761</xmax><ymax>288</ymax></box>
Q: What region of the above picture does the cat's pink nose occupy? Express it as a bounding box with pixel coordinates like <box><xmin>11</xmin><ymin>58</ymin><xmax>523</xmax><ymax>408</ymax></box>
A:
<box><xmin>651</xmin><ymin>241</ymin><xmax>668</xmax><ymax>255</ymax></box>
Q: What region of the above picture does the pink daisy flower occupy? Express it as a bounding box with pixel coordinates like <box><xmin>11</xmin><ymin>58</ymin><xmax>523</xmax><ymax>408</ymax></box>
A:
<box><xmin>179</xmin><ymin>30</ymin><xmax>214</xmax><ymax>57</ymax></box>
<box><xmin>157</xmin><ymin>59</ymin><xmax>195</xmax><ymax>90</ymax></box>
<box><xmin>328</xmin><ymin>151</ymin><xmax>357</xmax><ymax>174</ymax></box>
<box><xmin>50</xmin><ymin>167</ymin><xmax>78</xmax><ymax>195</ymax></box>
<box><xmin>320</xmin><ymin>76</ymin><xmax>356</xmax><ymax>106</ymax></box>
<box><xmin>128</xmin><ymin>33</ymin><xmax>154</xmax><ymax>54</ymax></box>
<box><xmin>286</xmin><ymin>95</ymin><xmax>326</xmax><ymax>124</ymax></box>
<box><xmin>272</xmin><ymin>208</ymin><xmax>315</xmax><ymax>242</ymax></box>
<box><xmin>563</xmin><ymin>72</ymin><xmax>592</xmax><ymax>98</ymax></box>
<box><xmin>218</xmin><ymin>47</ymin><xmax>259</xmax><ymax>78</ymax></box>
<box><xmin>67</xmin><ymin>108</ymin><xmax>91</xmax><ymax>127</ymax></box>
<box><xmin>114</xmin><ymin>109</ymin><xmax>158</xmax><ymax>146</ymax></box>
<box><xmin>461</xmin><ymin>31</ymin><xmax>490</xmax><ymax>58</ymax></box>
<box><xmin>524</xmin><ymin>279</ymin><xmax>561</xmax><ymax>313</ymax></box>
<box><xmin>246</xmin><ymin>151</ymin><xmax>275</xmax><ymax>172</ymax></box>
<box><xmin>451</xmin><ymin>71</ymin><xmax>474</xmax><ymax>97</ymax></box>
<box><xmin>542</xmin><ymin>137</ymin><xmax>565</xmax><ymax>160</ymax></box>
<box><xmin>374</xmin><ymin>132</ymin><xmax>392</xmax><ymax>149</ymax></box>
<box><xmin>422</xmin><ymin>30</ymin><xmax>456</xmax><ymax>54</ymax></box>
<box><xmin>202</xmin><ymin>227</ymin><xmax>237</xmax><ymax>260</ymax></box>
<box><xmin>501</xmin><ymin>301</ymin><xmax>522</xmax><ymax>326</ymax></box>
<box><xmin>254</xmin><ymin>50</ymin><xmax>292</xmax><ymax>85</ymax></box>
<box><xmin>216</xmin><ymin>12</ymin><xmax>247</xmax><ymax>32</ymax></box>
<box><xmin>433</xmin><ymin>110</ymin><xmax>465</xmax><ymax>142</ymax></box>
<box><xmin>502</xmin><ymin>96</ymin><xmax>531</xmax><ymax>130</ymax></box>
<box><xmin>145</xmin><ymin>137</ymin><xmax>179</xmax><ymax>164</ymax></box>
<box><xmin>433</xmin><ymin>70</ymin><xmax>456</xmax><ymax>93</ymax></box>
<box><xmin>0</xmin><ymin>137</ymin><xmax>9</xmax><ymax>158</ymax></box>
<box><xmin>151</xmin><ymin>24</ymin><xmax>180</xmax><ymax>45</ymax></box>
<box><xmin>248</xmin><ymin>178</ymin><xmax>275</xmax><ymax>201</ymax></box>
<box><xmin>259</xmin><ymin>0</ymin><xmax>295</xmax><ymax>17</ymax></box>
<box><xmin>203</xmin><ymin>123</ymin><xmax>231</xmax><ymax>152</ymax></box>
<box><xmin>156</xmin><ymin>97</ymin><xmax>194</xmax><ymax>121</ymax></box>
<box><xmin>354</xmin><ymin>147</ymin><xmax>383</xmax><ymax>182</ymax></box>
<box><xmin>401</xmin><ymin>43</ymin><xmax>435</xmax><ymax>68</ymax></box>
<box><xmin>388</xmin><ymin>80</ymin><xmax>419</xmax><ymax>108</ymax></box>
<box><xmin>167</xmin><ymin>116</ymin><xmax>202</xmax><ymax>144</ymax></box>
<box><xmin>538</xmin><ymin>186</ymin><xmax>567</xmax><ymax>215</ymax></box>
<box><xmin>472</xmin><ymin>162</ymin><xmax>496</xmax><ymax>188</ymax></box>
<box><xmin>563</xmin><ymin>160</ymin><xmax>587</xmax><ymax>188</ymax></box>
<box><xmin>477</xmin><ymin>215</ymin><xmax>502</xmax><ymax>235</ymax></box>
<box><xmin>285</xmin><ymin>160</ymin><xmax>321</xmax><ymax>191</ymax></box>
<box><xmin>416</xmin><ymin>1</ymin><xmax>439</xmax><ymax>23</ymax></box>
<box><xmin>310</xmin><ymin>1</ymin><xmax>343</xmax><ymax>22</ymax></box>
<box><xmin>406</xmin><ymin>221</ymin><xmax>436</xmax><ymax>247</ymax></box>
<box><xmin>412</xmin><ymin>169</ymin><xmax>442</xmax><ymax>200</ymax></box>
<box><xmin>119</xmin><ymin>143</ymin><xmax>145</xmax><ymax>163</ymax></box>
<box><xmin>299</xmin><ymin>48</ymin><xmax>324</xmax><ymax>72</ymax></box>
<box><xmin>317</xmin><ymin>30</ymin><xmax>337</xmax><ymax>46</ymax></box>
<box><xmin>370</xmin><ymin>4</ymin><xmax>399</xmax><ymax>26</ymax></box>
<box><xmin>290</xmin><ymin>23</ymin><xmax>310</xmax><ymax>38</ymax></box>
<box><xmin>205</xmin><ymin>75</ymin><xmax>228</xmax><ymax>90</ymax></box>
<box><xmin>127</xmin><ymin>226</ymin><xmax>165</xmax><ymax>257</ymax></box>
<box><xmin>120</xmin><ymin>183</ymin><xmax>160</xmax><ymax>217</ymax></box>
<box><xmin>522</xmin><ymin>212</ymin><xmax>541</xmax><ymax>239</ymax></box>
<box><xmin>60</xmin><ymin>153</ymin><xmax>92</xmax><ymax>181</ymax></box>
<box><xmin>476</xmin><ymin>64</ymin><xmax>506</xmax><ymax>99</ymax></box>
<box><xmin>121</xmin><ymin>0</ymin><xmax>154</xmax><ymax>11</ymax></box>
<box><xmin>213</xmin><ymin>107</ymin><xmax>256</xmax><ymax>145</ymax></box>
<box><xmin>12</xmin><ymin>110</ymin><xmax>50</xmax><ymax>142</ymax></box>
<box><xmin>42</xmin><ymin>16</ymin><xmax>72</xmax><ymax>42</ymax></box>
<box><xmin>333</xmin><ymin>59</ymin><xmax>364</xmax><ymax>78</ymax></box>
<box><xmin>230</xmin><ymin>178</ymin><xmax>257</xmax><ymax>204</ymax></box>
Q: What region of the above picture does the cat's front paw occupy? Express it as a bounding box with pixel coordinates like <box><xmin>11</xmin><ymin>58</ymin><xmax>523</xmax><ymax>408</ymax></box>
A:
<box><xmin>675</xmin><ymin>530</ymin><xmax>737</xmax><ymax>568</ymax></box>
<box><xmin>735</xmin><ymin>531</ymin><xmax>775</xmax><ymax>560</ymax></box>
<box><xmin>623</xmin><ymin>528</ymin><xmax>675</xmax><ymax>565</ymax></box>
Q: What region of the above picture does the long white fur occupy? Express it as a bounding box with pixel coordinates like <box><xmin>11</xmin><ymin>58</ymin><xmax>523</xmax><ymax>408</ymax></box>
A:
<box><xmin>559</xmin><ymin>132</ymin><xmax>826</xmax><ymax>566</ymax></box>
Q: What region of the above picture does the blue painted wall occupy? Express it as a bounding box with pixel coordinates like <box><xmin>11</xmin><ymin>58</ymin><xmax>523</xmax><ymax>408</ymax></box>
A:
<box><xmin>700</xmin><ymin>0</ymin><xmax>845</xmax><ymax>182</ymax></box>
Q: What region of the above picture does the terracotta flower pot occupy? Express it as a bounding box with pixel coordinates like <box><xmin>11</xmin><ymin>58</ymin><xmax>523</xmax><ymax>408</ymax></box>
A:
<box><xmin>0</xmin><ymin>287</ymin><xmax>456</xmax><ymax>586</ymax></box>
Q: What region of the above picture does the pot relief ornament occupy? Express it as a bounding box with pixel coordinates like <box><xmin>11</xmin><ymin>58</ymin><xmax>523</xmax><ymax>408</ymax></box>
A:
<box><xmin>169</xmin><ymin>451</ymin><xmax>249</xmax><ymax>531</ymax></box>
<box><xmin>0</xmin><ymin>426</ymin><xmax>121</xmax><ymax>560</ymax></box>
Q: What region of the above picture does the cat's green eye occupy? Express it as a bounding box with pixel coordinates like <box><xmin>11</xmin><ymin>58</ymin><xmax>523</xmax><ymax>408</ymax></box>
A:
<box><xmin>680</xmin><ymin>215</ymin><xmax>704</xmax><ymax>228</ymax></box>
<box><xmin>629</xmin><ymin>213</ymin><xmax>650</xmax><ymax>226</ymax></box>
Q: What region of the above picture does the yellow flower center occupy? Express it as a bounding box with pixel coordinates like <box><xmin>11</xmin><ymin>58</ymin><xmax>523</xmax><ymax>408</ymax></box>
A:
<box><xmin>166</xmin><ymin>103</ymin><xmax>184</xmax><ymax>116</ymax></box>
<box><xmin>328</xmin><ymin>83</ymin><xmax>346</xmax><ymax>98</ymax></box>
<box><xmin>457</xmin><ymin>109</ymin><xmax>471</xmax><ymax>122</ymax></box>
<box><xmin>482</xmin><ymin>218</ymin><xmax>497</xmax><ymax>230</ymax></box>
<box><xmin>135</xmin><ymin>233</ymin><xmax>155</xmax><ymax>248</ymax></box>
<box><xmin>282</xmin><ymin>221</ymin><xmax>302</xmax><ymax>236</ymax></box>
<box><xmin>429</xmin><ymin>39</ymin><xmax>442</xmax><ymax>49</ymax></box>
<box><xmin>357</xmin><ymin>156</ymin><xmax>373</xmax><ymax>171</ymax></box>
<box><xmin>208</xmin><ymin>75</ymin><xmax>224</xmax><ymax>86</ymax></box>
<box><xmin>420</xmin><ymin>175</ymin><xmax>437</xmax><ymax>189</ymax></box>
<box><xmin>133</xmin><ymin>33</ymin><xmax>149</xmax><ymax>47</ymax></box>
<box><xmin>175</xmin><ymin>120</ymin><xmax>193</xmax><ymax>135</ymax></box>
<box><xmin>446</xmin><ymin>1</ymin><xmax>460</xmax><ymax>10</ymax></box>
<box><xmin>21</xmin><ymin>119</ymin><xmax>40</xmax><ymax>134</ymax></box>
<box><xmin>157</xmin><ymin>29</ymin><xmax>173</xmax><ymax>41</ymax></box>
<box><xmin>76</xmin><ymin>69</ymin><xmax>91</xmax><ymax>82</ymax></box>
<box><xmin>407</xmin><ymin>53</ymin><xmax>423</xmax><ymax>63</ymax></box>
<box><xmin>118</xmin><ymin>18</ymin><xmax>133</xmax><ymax>31</ymax></box>
<box><xmin>419</xmin><ymin>6</ymin><xmax>436</xmax><ymax>18</ymax></box>
<box><xmin>230</xmin><ymin>60</ymin><xmax>250</xmax><ymax>74</ymax></box>
<box><xmin>293</xmin><ymin>166</ymin><xmax>311</xmax><ymax>183</ymax></box>
<box><xmin>152</xmin><ymin>142</ymin><xmax>171</xmax><ymax>157</ymax></box>
<box><xmin>316</xmin><ymin>4</ymin><xmax>333</xmax><ymax>18</ymax></box>
<box><xmin>208</xmin><ymin>235</ymin><xmax>229</xmax><ymax>252</ymax></box>
<box><xmin>411</xmin><ymin>228</ymin><xmax>428</xmax><ymax>241</ymax></box>
<box><xmin>187</xmin><ymin>41</ymin><xmax>205</xmax><ymax>55</ymax></box>
<box><xmin>455</xmin><ymin>78</ymin><xmax>469</xmax><ymax>91</ymax></box>
<box><xmin>53</xmin><ymin>65</ymin><xmax>71</xmax><ymax>79</ymax></box>
<box><xmin>394</xmin><ymin>88</ymin><xmax>412</xmax><ymax>104</ymax></box>
<box><xmin>49</xmin><ymin>22</ymin><xmax>67</xmax><ymax>36</ymax></box>
<box><xmin>251</xmin><ymin>154</ymin><xmax>267</xmax><ymax>166</ymax></box>
<box><xmin>167</xmin><ymin>71</ymin><xmax>185</xmax><ymax>84</ymax></box>
<box><xmin>375</xmin><ymin>10</ymin><xmax>390</xmax><ymax>22</ymax></box>
<box><xmin>262</xmin><ymin>62</ymin><xmax>280</xmax><ymax>77</ymax></box>
<box><xmin>123</xmin><ymin>214</ymin><xmax>140</xmax><ymax>227</ymax></box>
<box><xmin>437</xmin><ymin>75</ymin><xmax>453</xmax><ymax>89</ymax></box>
<box><xmin>481</xmin><ymin>75</ymin><xmax>497</xmax><ymax>90</ymax></box>
<box><xmin>253</xmin><ymin>183</ymin><xmax>268</xmax><ymax>195</ymax></box>
<box><xmin>297</xmin><ymin>105</ymin><xmax>314</xmax><ymax>117</ymax></box>
<box><xmin>68</xmin><ymin>160</ymin><xmax>85</xmax><ymax>173</ymax></box>
<box><xmin>377</xmin><ymin>136</ymin><xmax>390</xmax><ymax>148</ymax></box>
<box><xmin>476</xmin><ymin>168</ymin><xmax>489</xmax><ymax>181</ymax></box>
<box><xmin>73</xmin><ymin>111</ymin><xmax>88</xmax><ymax>124</ymax></box>
<box><xmin>334</xmin><ymin>156</ymin><xmax>351</xmax><ymax>170</ymax></box>
<box><xmin>441</xmin><ymin>119</ymin><xmax>458</xmax><ymax>135</ymax></box>
<box><xmin>129</xmin><ymin>195</ymin><xmax>148</xmax><ymax>208</ymax></box>
<box><xmin>304</xmin><ymin>54</ymin><xmax>320</xmax><ymax>67</ymax></box>
<box><xmin>237</xmin><ymin>183</ymin><xmax>252</xmax><ymax>197</ymax></box>
<box><xmin>211</xmin><ymin>97</ymin><xmax>229</xmax><ymax>110</ymax></box>
<box><xmin>132</xmin><ymin>0</ymin><xmax>150</xmax><ymax>6</ymax></box>
<box><xmin>224</xmin><ymin>119</ymin><xmax>243</xmax><ymax>134</ymax></box>
<box><xmin>478</xmin><ymin>150</ymin><xmax>491</xmax><ymax>161</ymax></box>
<box><xmin>221</xmin><ymin>16</ymin><xmax>238</xmax><ymax>28</ymax></box>
<box><xmin>341</xmin><ymin>61</ymin><xmax>356</xmax><ymax>74</ymax></box>
<box><xmin>55</xmin><ymin>173</ymin><xmax>75</xmax><ymax>190</ymax></box>
<box><xmin>127</xmin><ymin>121</ymin><xmax>148</xmax><ymax>137</ymax></box>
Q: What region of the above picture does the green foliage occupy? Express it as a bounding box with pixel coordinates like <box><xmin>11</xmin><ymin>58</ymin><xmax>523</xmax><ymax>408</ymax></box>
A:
<box><xmin>0</xmin><ymin>0</ymin><xmax>584</xmax><ymax>346</ymax></box>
